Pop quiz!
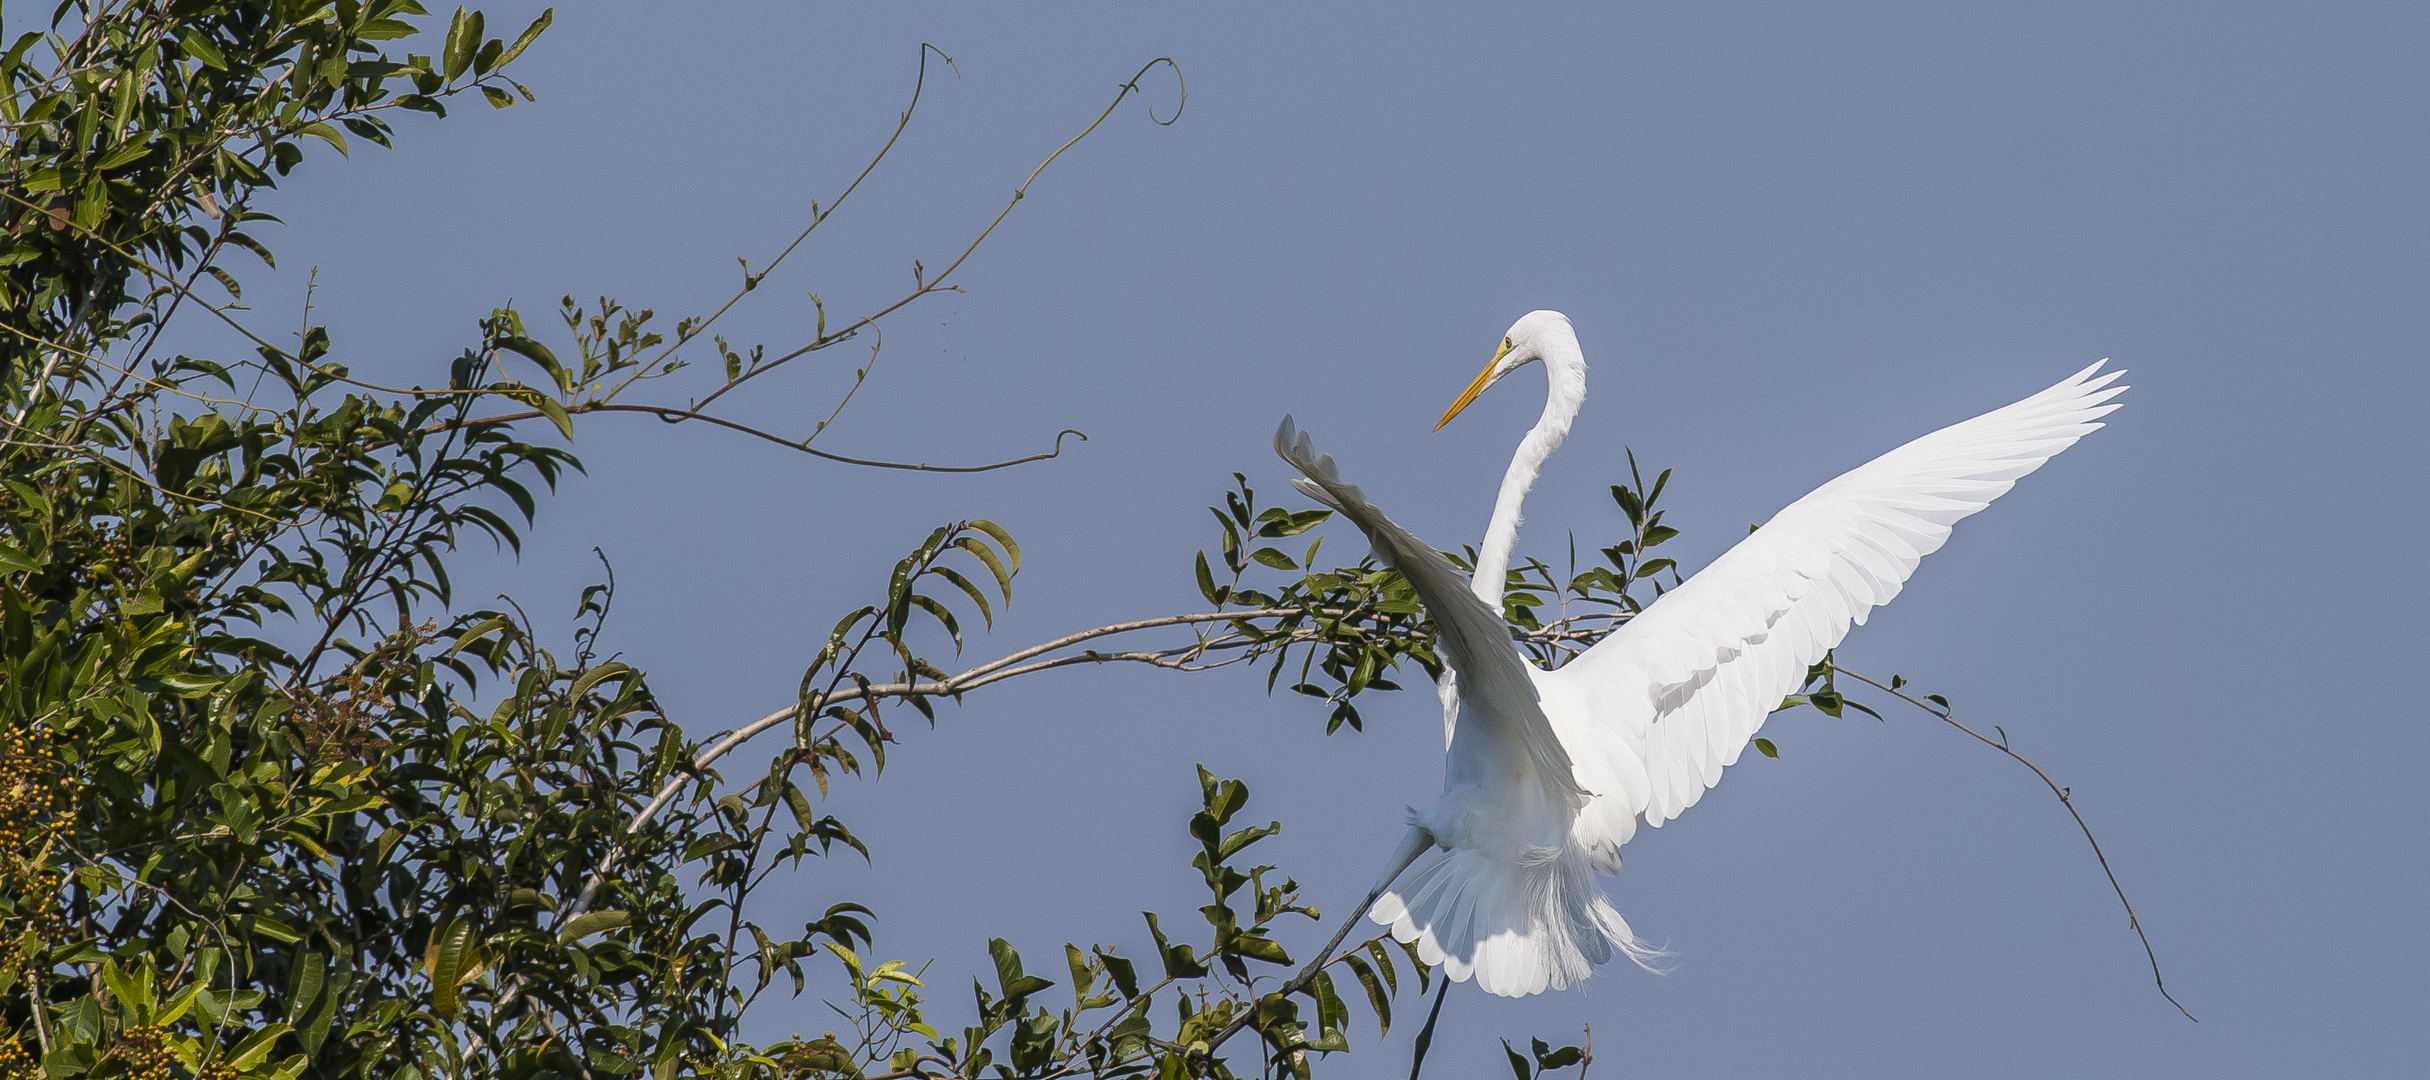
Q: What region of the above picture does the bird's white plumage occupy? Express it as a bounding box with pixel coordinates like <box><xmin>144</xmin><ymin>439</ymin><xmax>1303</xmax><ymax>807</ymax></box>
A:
<box><xmin>1273</xmin><ymin>418</ymin><xmax>1581</xmax><ymax>806</ymax></box>
<box><xmin>1539</xmin><ymin>360</ymin><xmax>2126</xmax><ymax>870</ymax></box>
<box><xmin>1273</xmin><ymin>310</ymin><xmax>2125</xmax><ymax>998</ymax></box>
<box><xmin>1277</xmin><ymin>418</ymin><xmax>1627</xmax><ymax>996</ymax></box>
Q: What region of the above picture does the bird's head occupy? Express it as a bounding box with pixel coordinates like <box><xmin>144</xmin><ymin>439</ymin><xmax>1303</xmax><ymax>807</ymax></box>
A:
<box><xmin>1435</xmin><ymin>310</ymin><xmax>1576</xmax><ymax>431</ymax></box>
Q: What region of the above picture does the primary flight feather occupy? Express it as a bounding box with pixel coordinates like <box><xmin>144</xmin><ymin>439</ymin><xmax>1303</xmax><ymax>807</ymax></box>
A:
<box><xmin>1273</xmin><ymin>310</ymin><xmax>2125</xmax><ymax>998</ymax></box>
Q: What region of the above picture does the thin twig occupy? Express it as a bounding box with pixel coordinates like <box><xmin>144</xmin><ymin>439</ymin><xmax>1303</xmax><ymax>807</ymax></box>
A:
<box><xmin>681</xmin><ymin>56</ymin><xmax>1185</xmax><ymax>418</ymax></box>
<box><xmin>424</xmin><ymin>401</ymin><xmax>1090</xmax><ymax>472</ymax></box>
<box><xmin>555</xmin><ymin>608</ymin><xmax>1300</xmax><ymax>924</ymax></box>
<box><xmin>623</xmin><ymin>609</ymin><xmax>1297</xmax><ymax>834</ymax></box>
<box><xmin>645</xmin><ymin>44</ymin><xmax>959</xmax><ymax>393</ymax></box>
<box><xmin>1828</xmin><ymin>663</ymin><xmax>2196</xmax><ymax>1022</ymax></box>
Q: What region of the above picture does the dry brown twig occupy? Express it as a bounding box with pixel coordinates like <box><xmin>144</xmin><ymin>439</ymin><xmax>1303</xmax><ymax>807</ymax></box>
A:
<box><xmin>1828</xmin><ymin>662</ymin><xmax>2196</xmax><ymax>1022</ymax></box>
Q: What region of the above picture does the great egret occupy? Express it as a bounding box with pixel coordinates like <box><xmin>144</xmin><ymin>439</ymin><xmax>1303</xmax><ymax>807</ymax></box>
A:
<box><xmin>1272</xmin><ymin>310</ymin><xmax>2125</xmax><ymax>999</ymax></box>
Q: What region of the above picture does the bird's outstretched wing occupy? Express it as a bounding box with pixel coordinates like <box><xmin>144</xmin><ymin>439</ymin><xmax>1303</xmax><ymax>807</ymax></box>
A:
<box><xmin>1536</xmin><ymin>362</ymin><xmax>2126</xmax><ymax>864</ymax></box>
<box><xmin>1273</xmin><ymin>417</ymin><xmax>1584</xmax><ymax>801</ymax></box>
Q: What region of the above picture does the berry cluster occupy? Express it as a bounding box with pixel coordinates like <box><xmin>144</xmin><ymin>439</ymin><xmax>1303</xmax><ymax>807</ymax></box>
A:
<box><xmin>0</xmin><ymin>727</ymin><xmax>72</xmax><ymax>945</ymax></box>
<box><xmin>113</xmin><ymin>1025</ymin><xmax>176</xmax><ymax>1080</ymax></box>
<box><xmin>0</xmin><ymin>1033</ymin><xmax>38</xmax><ymax>1080</ymax></box>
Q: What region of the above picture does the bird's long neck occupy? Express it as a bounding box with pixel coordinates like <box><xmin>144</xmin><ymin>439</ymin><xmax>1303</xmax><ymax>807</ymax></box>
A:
<box><xmin>1471</xmin><ymin>335</ymin><xmax>1586</xmax><ymax>610</ymax></box>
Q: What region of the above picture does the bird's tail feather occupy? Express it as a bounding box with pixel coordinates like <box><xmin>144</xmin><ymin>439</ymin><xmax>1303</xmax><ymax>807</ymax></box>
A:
<box><xmin>1370</xmin><ymin>846</ymin><xmax>1666</xmax><ymax>998</ymax></box>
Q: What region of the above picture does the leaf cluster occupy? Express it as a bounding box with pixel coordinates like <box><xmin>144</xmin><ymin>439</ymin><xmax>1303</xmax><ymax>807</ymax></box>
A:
<box><xmin>1169</xmin><ymin>454</ymin><xmax>1697</xmax><ymax>736</ymax></box>
<box><xmin>791</xmin><ymin>768</ymin><xmax>1443</xmax><ymax>1080</ymax></box>
<box><xmin>0</xmin><ymin>6</ymin><xmax>1757</xmax><ymax>1078</ymax></box>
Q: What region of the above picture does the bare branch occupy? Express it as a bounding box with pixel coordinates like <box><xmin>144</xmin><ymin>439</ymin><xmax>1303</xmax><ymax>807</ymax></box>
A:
<box><xmin>674</xmin><ymin>56</ymin><xmax>1185</xmax><ymax>419</ymax></box>
<box><xmin>557</xmin><ymin>607</ymin><xmax>1296</xmax><ymax>924</ymax></box>
<box><xmin>431</xmin><ymin>400</ymin><xmax>1090</xmax><ymax>472</ymax></box>
<box><xmin>1828</xmin><ymin>663</ymin><xmax>2197</xmax><ymax>1022</ymax></box>
<box><xmin>620</xmin><ymin>608</ymin><xmax>1296</xmax><ymax>833</ymax></box>
<box><xmin>640</xmin><ymin>44</ymin><xmax>960</xmax><ymax>388</ymax></box>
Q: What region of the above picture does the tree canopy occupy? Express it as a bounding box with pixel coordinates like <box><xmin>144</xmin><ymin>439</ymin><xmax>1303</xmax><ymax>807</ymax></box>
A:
<box><xmin>0</xmin><ymin>6</ymin><xmax>2165</xmax><ymax>1079</ymax></box>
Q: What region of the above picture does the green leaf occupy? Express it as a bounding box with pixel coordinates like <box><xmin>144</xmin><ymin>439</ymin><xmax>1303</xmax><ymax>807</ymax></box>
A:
<box><xmin>101</xmin><ymin>960</ymin><xmax>147</xmax><ymax>1020</ymax></box>
<box><xmin>558</xmin><ymin>909</ymin><xmax>630</xmax><ymax>944</ymax></box>
<box><xmin>498</xmin><ymin>8</ymin><xmax>555</xmax><ymax>65</ymax></box>
<box><xmin>1611</xmin><ymin>484</ymin><xmax>1644</xmax><ymax>526</ymax></box>
<box><xmin>1064</xmin><ymin>943</ymin><xmax>1095</xmax><ymax>1003</ymax></box>
<box><xmin>95</xmin><ymin>140</ymin><xmax>154</xmax><ymax>170</ymax></box>
<box><xmin>1143</xmin><ymin>912</ymin><xmax>1207</xmax><ymax>979</ymax></box>
<box><xmin>178</xmin><ymin>30</ymin><xmax>227</xmax><ymax>69</ymax></box>
<box><xmin>0</xmin><ymin>540</ymin><xmax>40</xmax><ymax>574</ymax></box>
<box><xmin>1194</xmin><ymin>551</ymin><xmax>1226</xmax><ymax>605</ymax></box>
<box><xmin>443</xmin><ymin>7</ymin><xmax>482</xmax><ymax>81</ymax></box>
<box><xmin>473</xmin><ymin>37</ymin><xmax>505</xmax><ymax>76</ymax></box>
<box><xmin>534</xmin><ymin>394</ymin><xmax>575</xmax><ymax>441</ymax></box>
<box><xmin>154</xmin><ymin>982</ymin><xmax>202</xmax><ymax>1026</ymax></box>
<box><xmin>933</xmin><ymin>565</ymin><xmax>993</xmax><ymax>628</ymax></box>
<box><xmin>299</xmin><ymin>122</ymin><xmax>349</xmax><ymax>157</ymax></box>
<box><xmin>1752</xmin><ymin>736</ymin><xmax>1779</xmax><ymax>759</ymax></box>
<box><xmin>496</xmin><ymin>334</ymin><xmax>571</xmax><ymax>392</ymax></box>
<box><xmin>1216</xmin><ymin>820</ymin><xmax>1280</xmax><ymax>861</ymax></box>
<box><xmin>1228</xmin><ymin>932</ymin><xmax>1290</xmax><ymax>966</ymax></box>
<box><xmin>566</xmin><ymin>661</ymin><xmax>632</xmax><ymax>702</ymax></box>
<box><xmin>426</xmin><ymin>918</ymin><xmax>484</xmax><ymax>1018</ymax></box>
<box><xmin>1251</xmin><ymin>547</ymin><xmax>1298</xmax><ymax>570</ymax></box>
<box><xmin>1362</xmin><ymin>939</ymin><xmax>1399</xmax><ymax>995</ymax></box>
<box><xmin>1343</xmin><ymin>953</ymin><xmax>1391</xmax><ymax>1035</ymax></box>
<box><xmin>1307</xmin><ymin>970</ymin><xmax>1350</xmax><ymax>1052</ymax></box>
<box><xmin>907</xmin><ymin>594</ymin><xmax>962</xmax><ymax>649</ymax></box>
<box><xmin>1099</xmin><ymin>949</ymin><xmax>1139</xmax><ymax>999</ymax></box>
<box><xmin>966</xmin><ymin>519</ymin><xmax>1021</xmax><ymax>573</ymax></box>
<box><xmin>225</xmin><ymin>1024</ymin><xmax>294</xmax><ymax>1069</ymax></box>
<box><xmin>358</xmin><ymin>19</ymin><xmax>420</xmax><ymax>41</ymax></box>
<box><xmin>952</xmin><ymin>535</ymin><xmax>1013</xmax><ymax>600</ymax></box>
<box><xmin>241</xmin><ymin>915</ymin><xmax>304</xmax><ymax>944</ymax></box>
<box><xmin>0</xmin><ymin>32</ymin><xmax>40</xmax><ymax>78</ymax></box>
<box><xmin>447</xmin><ymin>614</ymin><xmax>516</xmax><ymax>656</ymax></box>
<box><xmin>1505</xmin><ymin>1039</ymin><xmax>1533</xmax><ymax>1080</ymax></box>
<box><xmin>1394</xmin><ymin>935</ymin><xmax>1432</xmax><ymax>991</ymax></box>
<box><xmin>988</xmin><ymin>938</ymin><xmax>1054</xmax><ymax>1002</ymax></box>
<box><xmin>783</xmin><ymin>779</ymin><xmax>816</xmax><ymax>832</ymax></box>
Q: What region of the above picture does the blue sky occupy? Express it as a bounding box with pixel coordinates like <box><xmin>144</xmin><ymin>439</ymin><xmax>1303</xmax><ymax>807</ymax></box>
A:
<box><xmin>162</xmin><ymin>2</ymin><xmax>2424</xmax><ymax>1075</ymax></box>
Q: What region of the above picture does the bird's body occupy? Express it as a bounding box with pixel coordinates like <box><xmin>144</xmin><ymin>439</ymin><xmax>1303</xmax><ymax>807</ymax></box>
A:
<box><xmin>1274</xmin><ymin>311</ymin><xmax>2125</xmax><ymax>998</ymax></box>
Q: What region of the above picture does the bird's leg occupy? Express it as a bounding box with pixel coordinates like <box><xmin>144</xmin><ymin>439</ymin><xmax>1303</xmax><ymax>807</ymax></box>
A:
<box><xmin>1405</xmin><ymin>977</ymin><xmax>1452</xmax><ymax>1080</ymax></box>
<box><xmin>1285</xmin><ymin>825</ymin><xmax>1434</xmax><ymax>994</ymax></box>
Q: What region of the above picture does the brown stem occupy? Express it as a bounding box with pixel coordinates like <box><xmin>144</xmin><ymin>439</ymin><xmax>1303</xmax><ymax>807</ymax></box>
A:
<box><xmin>636</xmin><ymin>44</ymin><xmax>956</xmax><ymax>395</ymax></box>
<box><xmin>426</xmin><ymin>400</ymin><xmax>1088</xmax><ymax>472</ymax></box>
<box><xmin>626</xmin><ymin>609</ymin><xmax>1297</xmax><ymax>834</ymax></box>
<box><xmin>553</xmin><ymin>608</ymin><xmax>1299</xmax><ymax>926</ymax></box>
<box><xmin>1828</xmin><ymin>663</ymin><xmax>2197</xmax><ymax>1022</ymax></box>
<box><xmin>681</xmin><ymin>56</ymin><xmax>1184</xmax><ymax>418</ymax></box>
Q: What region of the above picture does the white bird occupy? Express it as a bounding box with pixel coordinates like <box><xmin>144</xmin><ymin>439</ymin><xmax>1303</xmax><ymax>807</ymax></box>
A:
<box><xmin>1272</xmin><ymin>310</ymin><xmax>2125</xmax><ymax>998</ymax></box>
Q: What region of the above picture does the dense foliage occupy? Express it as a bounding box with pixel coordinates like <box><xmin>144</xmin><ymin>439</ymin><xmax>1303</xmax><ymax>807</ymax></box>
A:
<box><xmin>0</xmin><ymin>5</ymin><xmax>1907</xmax><ymax>1079</ymax></box>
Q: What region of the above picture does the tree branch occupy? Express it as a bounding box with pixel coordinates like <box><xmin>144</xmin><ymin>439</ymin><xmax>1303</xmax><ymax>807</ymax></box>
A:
<box><xmin>425</xmin><ymin>400</ymin><xmax>1089</xmax><ymax>472</ymax></box>
<box><xmin>555</xmin><ymin>608</ymin><xmax>1297</xmax><ymax>924</ymax></box>
<box><xmin>1828</xmin><ymin>663</ymin><xmax>2196</xmax><ymax>1022</ymax></box>
<box><xmin>679</xmin><ymin>56</ymin><xmax>1185</xmax><ymax>419</ymax></box>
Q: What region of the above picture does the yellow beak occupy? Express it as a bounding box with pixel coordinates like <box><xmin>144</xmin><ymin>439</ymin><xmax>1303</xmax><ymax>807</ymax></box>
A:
<box><xmin>1435</xmin><ymin>338</ymin><xmax>1515</xmax><ymax>431</ymax></box>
